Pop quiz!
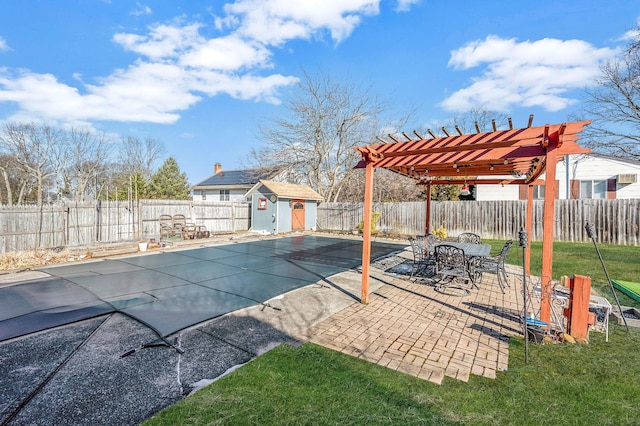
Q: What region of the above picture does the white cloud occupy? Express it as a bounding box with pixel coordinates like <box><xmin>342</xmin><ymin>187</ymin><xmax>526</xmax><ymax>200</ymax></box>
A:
<box><xmin>131</xmin><ymin>2</ymin><xmax>152</xmax><ymax>16</ymax></box>
<box><xmin>440</xmin><ymin>35</ymin><xmax>618</xmax><ymax>113</ymax></box>
<box><xmin>0</xmin><ymin>37</ymin><xmax>10</xmax><ymax>52</ymax></box>
<box><xmin>619</xmin><ymin>19</ymin><xmax>640</xmax><ymax>42</ymax></box>
<box><xmin>0</xmin><ymin>58</ymin><xmax>297</xmax><ymax>124</ymax></box>
<box><xmin>114</xmin><ymin>22</ymin><xmax>203</xmax><ymax>61</ymax></box>
<box><xmin>0</xmin><ymin>69</ymin><xmax>184</xmax><ymax>124</ymax></box>
<box><xmin>180</xmin><ymin>35</ymin><xmax>272</xmax><ymax>71</ymax></box>
<box><xmin>222</xmin><ymin>0</ymin><xmax>380</xmax><ymax>45</ymax></box>
<box><xmin>188</xmin><ymin>70</ymin><xmax>298</xmax><ymax>104</ymax></box>
<box><xmin>395</xmin><ymin>0</ymin><xmax>420</xmax><ymax>13</ymax></box>
<box><xmin>0</xmin><ymin>1</ymin><xmax>394</xmax><ymax>125</ymax></box>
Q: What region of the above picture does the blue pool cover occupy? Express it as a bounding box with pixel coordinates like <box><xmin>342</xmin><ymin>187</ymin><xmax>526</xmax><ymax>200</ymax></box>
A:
<box><xmin>0</xmin><ymin>235</ymin><xmax>402</xmax><ymax>342</ymax></box>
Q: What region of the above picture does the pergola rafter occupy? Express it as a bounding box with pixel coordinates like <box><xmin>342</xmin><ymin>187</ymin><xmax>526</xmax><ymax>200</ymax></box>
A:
<box><xmin>356</xmin><ymin>119</ymin><xmax>592</xmax><ymax>327</ymax></box>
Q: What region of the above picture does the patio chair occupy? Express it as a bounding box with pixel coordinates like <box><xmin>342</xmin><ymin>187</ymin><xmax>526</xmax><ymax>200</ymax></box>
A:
<box><xmin>159</xmin><ymin>214</ymin><xmax>180</xmax><ymax>239</ymax></box>
<box><xmin>420</xmin><ymin>233</ymin><xmax>439</xmax><ymax>257</ymax></box>
<box><xmin>476</xmin><ymin>240</ymin><xmax>513</xmax><ymax>293</ymax></box>
<box><xmin>457</xmin><ymin>232</ymin><xmax>481</xmax><ymax>244</ymax></box>
<box><xmin>172</xmin><ymin>214</ymin><xmax>196</xmax><ymax>239</ymax></box>
<box><xmin>408</xmin><ymin>237</ymin><xmax>431</xmax><ymax>278</ymax></box>
<box><xmin>434</xmin><ymin>244</ymin><xmax>475</xmax><ymax>295</ymax></box>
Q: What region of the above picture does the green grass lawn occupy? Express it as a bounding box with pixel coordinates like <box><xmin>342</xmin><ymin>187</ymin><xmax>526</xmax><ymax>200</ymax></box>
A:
<box><xmin>143</xmin><ymin>242</ymin><xmax>640</xmax><ymax>426</ymax></box>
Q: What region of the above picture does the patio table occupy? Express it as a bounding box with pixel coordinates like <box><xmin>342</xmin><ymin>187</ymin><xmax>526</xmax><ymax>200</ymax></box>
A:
<box><xmin>437</xmin><ymin>241</ymin><xmax>491</xmax><ymax>258</ymax></box>
<box><xmin>434</xmin><ymin>242</ymin><xmax>491</xmax><ymax>291</ymax></box>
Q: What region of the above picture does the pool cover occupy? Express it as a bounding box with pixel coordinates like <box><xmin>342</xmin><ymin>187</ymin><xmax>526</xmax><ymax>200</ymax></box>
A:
<box><xmin>0</xmin><ymin>235</ymin><xmax>402</xmax><ymax>342</ymax></box>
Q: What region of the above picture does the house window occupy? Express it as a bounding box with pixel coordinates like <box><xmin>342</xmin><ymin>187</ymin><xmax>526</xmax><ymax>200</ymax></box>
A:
<box><xmin>220</xmin><ymin>189</ymin><xmax>230</xmax><ymax>201</ymax></box>
<box><xmin>257</xmin><ymin>197</ymin><xmax>267</xmax><ymax>210</ymax></box>
<box><xmin>580</xmin><ymin>180</ymin><xmax>606</xmax><ymax>199</ymax></box>
<box><xmin>201</xmin><ymin>191</ymin><xmax>206</xmax><ymax>201</ymax></box>
<box><xmin>533</xmin><ymin>185</ymin><xmax>545</xmax><ymax>200</ymax></box>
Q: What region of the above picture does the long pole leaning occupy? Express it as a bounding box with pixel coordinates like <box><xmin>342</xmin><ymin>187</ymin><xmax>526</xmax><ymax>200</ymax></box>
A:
<box><xmin>519</xmin><ymin>227</ymin><xmax>529</xmax><ymax>363</ymax></box>
<box><xmin>585</xmin><ymin>222</ymin><xmax>628</xmax><ymax>331</ymax></box>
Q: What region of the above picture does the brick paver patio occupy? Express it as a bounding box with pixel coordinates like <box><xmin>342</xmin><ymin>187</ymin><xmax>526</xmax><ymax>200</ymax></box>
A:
<box><xmin>308</xmin><ymin>257</ymin><xmax>526</xmax><ymax>385</ymax></box>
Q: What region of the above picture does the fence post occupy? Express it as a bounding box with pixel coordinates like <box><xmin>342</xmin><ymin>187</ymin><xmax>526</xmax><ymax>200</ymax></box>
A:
<box><xmin>138</xmin><ymin>199</ymin><xmax>143</xmax><ymax>240</ymax></box>
<box><xmin>232</xmin><ymin>204</ymin><xmax>236</xmax><ymax>231</ymax></box>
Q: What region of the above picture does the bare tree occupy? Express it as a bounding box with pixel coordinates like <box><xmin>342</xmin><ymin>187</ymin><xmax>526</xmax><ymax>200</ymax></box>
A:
<box><xmin>117</xmin><ymin>136</ymin><xmax>166</xmax><ymax>179</ymax></box>
<box><xmin>62</xmin><ymin>128</ymin><xmax>113</xmax><ymax>202</ymax></box>
<box><xmin>0</xmin><ymin>122</ymin><xmax>65</xmax><ymax>206</ymax></box>
<box><xmin>580</xmin><ymin>26</ymin><xmax>640</xmax><ymax>160</ymax></box>
<box><xmin>0</xmin><ymin>154</ymin><xmax>31</xmax><ymax>205</ymax></box>
<box><xmin>252</xmin><ymin>70</ymin><xmax>406</xmax><ymax>202</ymax></box>
<box><xmin>337</xmin><ymin>168</ymin><xmax>422</xmax><ymax>202</ymax></box>
<box><xmin>106</xmin><ymin>136</ymin><xmax>166</xmax><ymax>200</ymax></box>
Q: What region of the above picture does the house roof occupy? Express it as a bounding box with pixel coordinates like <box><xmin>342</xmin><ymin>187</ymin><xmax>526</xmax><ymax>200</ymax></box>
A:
<box><xmin>255</xmin><ymin>180</ymin><xmax>323</xmax><ymax>201</ymax></box>
<box><xmin>580</xmin><ymin>152</ymin><xmax>640</xmax><ymax>167</ymax></box>
<box><xmin>192</xmin><ymin>167</ymin><xmax>278</xmax><ymax>188</ymax></box>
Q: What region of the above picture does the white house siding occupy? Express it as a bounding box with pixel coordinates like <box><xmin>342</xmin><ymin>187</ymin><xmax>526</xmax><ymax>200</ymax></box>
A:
<box><xmin>476</xmin><ymin>154</ymin><xmax>640</xmax><ymax>200</ymax></box>
<box><xmin>475</xmin><ymin>183</ymin><xmax>520</xmax><ymax>201</ymax></box>
<box><xmin>192</xmin><ymin>189</ymin><xmax>247</xmax><ymax>202</ymax></box>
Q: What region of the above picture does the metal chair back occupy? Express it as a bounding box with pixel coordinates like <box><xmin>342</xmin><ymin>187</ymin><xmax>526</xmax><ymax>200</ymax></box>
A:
<box><xmin>408</xmin><ymin>237</ymin><xmax>427</xmax><ymax>277</ymax></box>
<box><xmin>477</xmin><ymin>240</ymin><xmax>513</xmax><ymax>292</ymax></box>
<box><xmin>457</xmin><ymin>232</ymin><xmax>481</xmax><ymax>244</ymax></box>
<box><xmin>434</xmin><ymin>244</ymin><xmax>468</xmax><ymax>279</ymax></box>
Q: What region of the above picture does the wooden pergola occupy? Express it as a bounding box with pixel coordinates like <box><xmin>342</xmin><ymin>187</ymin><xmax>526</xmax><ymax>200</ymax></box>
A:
<box><xmin>355</xmin><ymin>119</ymin><xmax>592</xmax><ymax>325</ymax></box>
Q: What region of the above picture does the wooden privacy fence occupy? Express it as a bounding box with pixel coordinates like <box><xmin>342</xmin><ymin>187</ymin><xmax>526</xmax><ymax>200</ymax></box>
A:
<box><xmin>0</xmin><ymin>200</ymin><xmax>250</xmax><ymax>253</ymax></box>
<box><xmin>1</xmin><ymin>199</ymin><xmax>637</xmax><ymax>253</ymax></box>
<box><xmin>317</xmin><ymin>199</ymin><xmax>640</xmax><ymax>245</ymax></box>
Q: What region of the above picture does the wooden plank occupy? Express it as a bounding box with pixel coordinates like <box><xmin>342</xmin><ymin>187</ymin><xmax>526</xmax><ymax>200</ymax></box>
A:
<box><xmin>568</xmin><ymin>275</ymin><xmax>592</xmax><ymax>339</ymax></box>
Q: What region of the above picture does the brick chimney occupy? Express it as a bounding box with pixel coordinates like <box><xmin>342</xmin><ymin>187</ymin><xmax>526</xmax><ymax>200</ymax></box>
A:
<box><xmin>214</xmin><ymin>163</ymin><xmax>222</xmax><ymax>175</ymax></box>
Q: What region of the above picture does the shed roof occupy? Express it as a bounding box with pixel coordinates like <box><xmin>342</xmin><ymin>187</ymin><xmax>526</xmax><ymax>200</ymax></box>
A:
<box><xmin>256</xmin><ymin>180</ymin><xmax>323</xmax><ymax>201</ymax></box>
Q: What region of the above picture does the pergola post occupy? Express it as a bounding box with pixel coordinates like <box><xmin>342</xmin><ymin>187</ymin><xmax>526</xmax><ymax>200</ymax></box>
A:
<box><xmin>540</xmin><ymin>138</ymin><xmax>560</xmax><ymax>324</ymax></box>
<box><xmin>360</xmin><ymin>160</ymin><xmax>374</xmax><ymax>304</ymax></box>
<box><xmin>525</xmin><ymin>184</ymin><xmax>533</xmax><ymax>275</ymax></box>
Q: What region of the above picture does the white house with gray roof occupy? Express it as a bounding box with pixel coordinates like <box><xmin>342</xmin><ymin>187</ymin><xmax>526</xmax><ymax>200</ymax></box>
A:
<box><xmin>475</xmin><ymin>153</ymin><xmax>640</xmax><ymax>200</ymax></box>
<box><xmin>191</xmin><ymin>163</ymin><xmax>280</xmax><ymax>202</ymax></box>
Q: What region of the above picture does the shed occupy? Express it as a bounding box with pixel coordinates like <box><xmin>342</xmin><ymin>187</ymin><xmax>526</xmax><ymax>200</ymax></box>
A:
<box><xmin>246</xmin><ymin>180</ymin><xmax>323</xmax><ymax>234</ymax></box>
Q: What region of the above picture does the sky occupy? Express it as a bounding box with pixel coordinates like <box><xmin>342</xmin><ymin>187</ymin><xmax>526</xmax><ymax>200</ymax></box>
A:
<box><xmin>0</xmin><ymin>1</ymin><xmax>638</xmax><ymax>184</ymax></box>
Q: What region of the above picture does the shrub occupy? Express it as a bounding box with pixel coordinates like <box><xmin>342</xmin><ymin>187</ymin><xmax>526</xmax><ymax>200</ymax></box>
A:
<box><xmin>433</xmin><ymin>225</ymin><xmax>447</xmax><ymax>240</ymax></box>
<box><xmin>358</xmin><ymin>211</ymin><xmax>382</xmax><ymax>234</ymax></box>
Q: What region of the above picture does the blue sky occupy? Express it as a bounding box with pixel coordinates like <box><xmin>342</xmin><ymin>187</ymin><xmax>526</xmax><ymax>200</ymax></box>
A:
<box><xmin>1</xmin><ymin>1</ymin><xmax>638</xmax><ymax>184</ymax></box>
